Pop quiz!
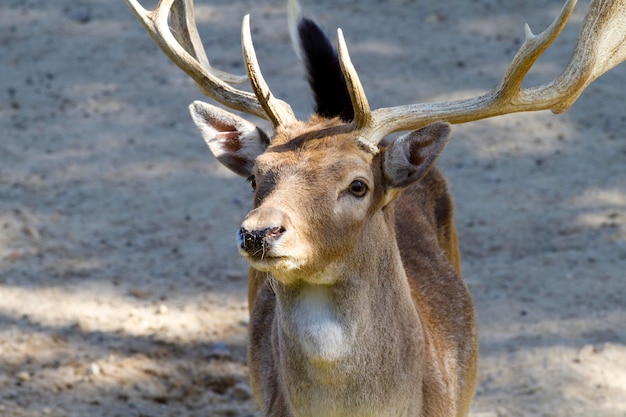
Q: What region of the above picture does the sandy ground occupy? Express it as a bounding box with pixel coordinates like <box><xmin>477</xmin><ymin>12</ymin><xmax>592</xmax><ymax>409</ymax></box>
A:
<box><xmin>1</xmin><ymin>0</ymin><xmax>625</xmax><ymax>416</ymax></box>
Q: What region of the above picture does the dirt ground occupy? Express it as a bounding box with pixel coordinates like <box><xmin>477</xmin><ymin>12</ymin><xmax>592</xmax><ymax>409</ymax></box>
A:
<box><xmin>1</xmin><ymin>0</ymin><xmax>625</xmax><ymax>416</ymax></box>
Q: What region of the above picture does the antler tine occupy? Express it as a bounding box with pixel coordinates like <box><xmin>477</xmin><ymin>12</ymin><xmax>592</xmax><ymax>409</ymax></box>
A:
<box><xmin>358</xmin><ymin>0</ymin><xmax>625</xmax><ymax>144</ymax></box>
<box><xmin>168</xmin><ymin>0</ymin><xmax>247</xmax><ymax>84</ymax></box>
<box><xmin>242</xmin><ymin>15</ymin><xmax>297</xmax><ymax>127</ymax></box>
<box><xmin>493</xmin><ymin>0</ymin><xmax>576</xmax><ymax>102</ymax></box>
<box><xmin>336</xmin><ymin>29</ymin><xmax>373</xmax><ymax>132</ymax></box>
<box><xmin>360</xmin><ymin>0</ymin><xmax>577</xmax><ymax>143</ymax></box>
<box><xmin>124</xmin><ymin>0</ymin><xmax>295</xmax><ymax>125</ymax></box>
<box><xmin>535</xmin><ymin>0</ymin><xmax>626</xmax><ymax>112</ymax></box>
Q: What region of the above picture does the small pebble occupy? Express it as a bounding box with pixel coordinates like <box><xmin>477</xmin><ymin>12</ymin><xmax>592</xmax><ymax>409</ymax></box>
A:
<box><xmin>157</xmin><ymin>304</ymin><xmax>168</xmax><ymax>314</ymax></box>
<box><xmin>225</xmin><ymin>270</ymin><xmax>243</xmax><ymax>281</ymax></box>
<box><xmin>16</xmin><ymin>371</ymin><xmax>30</xmax><ymax>382</ymax></box>
<box><xmin>68</xmin><ymin>8</ymin><xmax>92</xmax><ymax>24</ymax></box>
<box><xmin>87</xmin><ymin>362</ymin><xmax>101</xmax><ymax>376</ymax></box>
<box><xmin>229</xmin><ymin>382</ymin><xmax>253</xmax><ymax>400</ymax></box>
<box><xmin>578</xmin><ymin>344</ymin><xmax>596</xmax><ymax>358</ymax></box>
<box><xmin>209</xmin><ymin>342</ymin><xmax>233</xmax><ymax>360</ymax></box>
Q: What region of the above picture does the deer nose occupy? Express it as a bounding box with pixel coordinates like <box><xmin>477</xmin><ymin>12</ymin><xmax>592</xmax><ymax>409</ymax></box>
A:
<box><xmin>238</xmin><ymin>226</ymin><xmax>286</xmax><ymax>255</ymax></box>
<box><xmin>239</xmin><ymin>207</ymin><xmax>290</xmax><ymax>257</ymax></box>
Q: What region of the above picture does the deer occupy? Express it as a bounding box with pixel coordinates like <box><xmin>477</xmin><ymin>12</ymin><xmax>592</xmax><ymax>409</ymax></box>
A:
<box><xmin>124</xmin><ymin>0</ymin><xmax>625</xmax><ymax>415</ymax></box>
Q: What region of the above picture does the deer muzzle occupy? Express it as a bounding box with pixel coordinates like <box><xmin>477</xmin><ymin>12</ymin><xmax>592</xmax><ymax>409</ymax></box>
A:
<box><xmin>238</xmin><ymin>207</ymin><xmax>290</xmax><ymax>259</ymax></box>
<box><xmin>238</xmin><ymin>226</ymin><xmax>286</xmax><ymax>256</ymax></box>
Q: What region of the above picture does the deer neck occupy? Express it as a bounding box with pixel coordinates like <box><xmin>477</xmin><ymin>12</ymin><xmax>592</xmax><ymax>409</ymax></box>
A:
<box><xmin>270</xmin><ymin>210</ymin><xmax>425</xmax><ymax>415</ymax></box>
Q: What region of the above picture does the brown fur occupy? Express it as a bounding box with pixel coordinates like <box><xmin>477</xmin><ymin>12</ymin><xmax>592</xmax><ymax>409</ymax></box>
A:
<box><xmin>394</xmin><ymin>170</ymin><xmax>478</xmax><ymax>416</ymax></box>
<box><xmin>241</xmin><ymin>118</ymin><xmax>478</xmax><ymax>417</ymax></box>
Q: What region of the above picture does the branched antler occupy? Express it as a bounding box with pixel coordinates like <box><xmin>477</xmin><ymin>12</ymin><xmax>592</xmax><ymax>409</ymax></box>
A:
<box><xmin>336</xmin><ymin>0</ymin><xmax>626</xmax><ymax>144</ymax></box>
<box><xmin>124</xmin><ymin>0</ymin><xmax>296</xmax><ymax>127</ymax></box>
<box><xmin>127</xmin><ymin>0</ymin><xmax>625</xmax><ymax>144</ymax></box>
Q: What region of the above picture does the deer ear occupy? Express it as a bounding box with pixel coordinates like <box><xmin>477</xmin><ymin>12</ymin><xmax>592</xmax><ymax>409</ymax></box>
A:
<box><xmin>383</xmin><ymin>122</ymin><xmax>451</xmax><ymax>188</ymax></box>
<box><xmin>189</xmin><ymin>100</ymin><xmax>270</xmax><ymax>177</ymax></box>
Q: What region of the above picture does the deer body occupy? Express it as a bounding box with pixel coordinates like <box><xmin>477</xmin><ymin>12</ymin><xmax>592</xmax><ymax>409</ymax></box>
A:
<box><xmin>125</xmin><ymin>0</ymin><xmax>625</xmax><ymax>415</ymax></box>
<box><xmin>238</xmin><ymin>120</ymin><xmax>477</xmax><ymax>417</ymax></box>
<box><xmin>248</xmin><ymin>178</ymin><xmax>478</xmax><ymax>417</ymax></box>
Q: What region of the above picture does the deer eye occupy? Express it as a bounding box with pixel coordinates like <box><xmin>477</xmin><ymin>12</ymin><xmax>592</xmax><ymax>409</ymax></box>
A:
<box><xmin>348</xmin><ymin>180</ymin><xmax>368</xmax><ymax>198</ymax></box>
<box><xmin>247</xmin><ymin>175</ymin><xmax>257</xmax><ymax>191</ymax></box>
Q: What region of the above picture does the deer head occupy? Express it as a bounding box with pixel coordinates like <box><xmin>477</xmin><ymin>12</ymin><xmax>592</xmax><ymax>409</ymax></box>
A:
<box><xmin>125</xmin><ymin>0</ymin><xmax>625</xmax><ymax>282</ymax></box>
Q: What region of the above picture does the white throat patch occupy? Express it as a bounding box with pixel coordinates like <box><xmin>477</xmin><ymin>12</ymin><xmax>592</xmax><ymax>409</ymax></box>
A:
<box><xmin>294</xmin><ymin>285</ymin><xmax>349</xmax><ymax>365</ymax></box>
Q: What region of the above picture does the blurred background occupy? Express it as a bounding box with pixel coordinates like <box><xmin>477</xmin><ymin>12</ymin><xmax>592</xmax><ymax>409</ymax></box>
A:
<box><xmin>1</xmin><ymin>0</ymin><xmax>624</xmax><ymax>416</ymax></box>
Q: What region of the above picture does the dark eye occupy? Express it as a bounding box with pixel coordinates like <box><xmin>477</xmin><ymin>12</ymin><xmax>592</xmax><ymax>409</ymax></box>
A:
<box><xmin>348</xmin><ymin>180</ymin><xmax>368</xmax><ymax>198</ymax></box>
<box><xmin>247</xmin><ymin>175</ymin><xmax>257</xmax><ymax>191</ymax></box>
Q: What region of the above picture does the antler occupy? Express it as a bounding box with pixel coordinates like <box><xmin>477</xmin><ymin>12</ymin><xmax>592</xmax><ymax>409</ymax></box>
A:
<box><xmin>124</xmin><ymin>0</ymin><xmax>296</xmax><ymax>127</ymax></box>
<box><xmin>338</xmin><ymin>0</ymin><xmax>626</xmax><ymax>145</ymax></box>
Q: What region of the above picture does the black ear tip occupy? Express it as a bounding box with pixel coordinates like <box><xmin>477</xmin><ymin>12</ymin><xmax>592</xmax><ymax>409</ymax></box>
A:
<box><xmin>297</xmin><ymin>17</ymin><xmax>327</xmax><ymax>52</ymax></box>
<box><xmin>297</xmin><ymin>17</ymin><xmax>335</xmax><ymax>61</ymax></box>
<box><xmin>298</xmin><ymin>17</ymin><xmax>321</xmax><ymax>34</ymax></box>
<box><xmin>297</xmin><ymin>16</ymin><xmax>354</xmax><ymax>122</ymax></box>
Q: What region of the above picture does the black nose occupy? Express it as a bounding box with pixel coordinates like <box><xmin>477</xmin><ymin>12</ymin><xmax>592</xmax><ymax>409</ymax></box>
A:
<box><xmin>238</xmin><ymin>226</ymin><xmax>286</xmax><ymax>256</ymax></box>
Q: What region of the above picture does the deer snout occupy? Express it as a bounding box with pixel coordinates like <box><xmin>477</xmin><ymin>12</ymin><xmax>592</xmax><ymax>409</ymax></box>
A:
<box><xmin>238</xmin><ymin>225</ymin><xmax>286</xmax><ymax>255</ymax></box>
<box><xmin>238</xmin><ymin>208</ymin><xmax>289</xmax><ymax>258</ymax></box>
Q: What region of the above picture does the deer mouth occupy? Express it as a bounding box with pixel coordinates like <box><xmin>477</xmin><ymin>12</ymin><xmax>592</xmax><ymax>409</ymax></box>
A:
<box><xmin>240</xmin><ymin>249</ymin><xmax>282</xmax><ymax>264</ymax></box>
<box><xmin>245</xmin><ymin>254</ymin><xmax>305</xmax><ymax>274</ymax></box>
<box><xmin>238</xmin><ymin>244</ymin><xmax>307</xmax><ymax>274</ymax></box>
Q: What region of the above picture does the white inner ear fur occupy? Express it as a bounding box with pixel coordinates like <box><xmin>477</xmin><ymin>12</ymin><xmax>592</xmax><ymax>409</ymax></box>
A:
<box><xmin>383</xmin><ymin>133</ymin><xmax>415</xmax><ymax>183</ymax></box>
<box><xmin>382</xmin><ymin>122</ymin><xmax>451</xmax><ymax>188</ymax></box>
<box><xmin>188</xmin><ymin>100</ymin><xmax>268</xmax><ymax>177</ymax></box>
<box><xmin>189</xmin><ymin>100</ymin><xmax>259</xmax><ymax>145</ymax></box>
